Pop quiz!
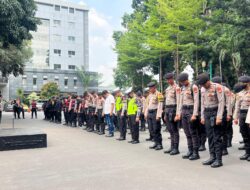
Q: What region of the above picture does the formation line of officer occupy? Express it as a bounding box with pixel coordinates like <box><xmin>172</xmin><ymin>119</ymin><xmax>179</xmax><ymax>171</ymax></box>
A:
<box><xmin>42</xmin><ymin>73</ymin><xmax>250</xmax><ymax>168</ymax></box>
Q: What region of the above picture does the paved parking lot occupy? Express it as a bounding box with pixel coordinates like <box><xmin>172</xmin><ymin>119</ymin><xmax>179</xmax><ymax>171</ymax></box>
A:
<box><xmin>0</xmin><ymin>112</ymin><xmax>249</xmax><ymax>190</ymax></box>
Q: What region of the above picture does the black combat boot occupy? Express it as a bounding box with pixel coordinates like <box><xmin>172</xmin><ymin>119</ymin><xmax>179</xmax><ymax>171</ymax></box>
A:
<box><xmin>198</xmin><ymin>144</ymin><xmax>206</xmax><ymax>151</ymax></box>
<box><xmin>149</xmin><ymin>143</ymin><xmax>157</xmax><ymax>149</ymax></box>
<box><xmin>211</xmin><ymin>160</ymin><xmax>223</xmax><ymax>168</ymax></box>
<box><xmin>170</xmin><ymin>144</ymin><xmax>180</xmax><ymax>155</ymax></box>
<box><xmin>222</xmin><ymin>149</ymin><xmax>228</xmax><ymax>156</ymax></box>
<box><xmin>155</xmin><ymin>144</ymin><xmax>163</xmax><ymax>151</ymax></box>
<box><xmin>239</xmin><ymin>153</ymin><xmax>250</xmax><ymax>160</ymax></box>
<box><xmin>227</xmin><ymin>137</ymin><xmax>232</xmax><ymax>148</ymax></box>
<box><xmin>202</xmin><ymin>155</ymin><xmax>216</xmax><ymax>165</ymax></box>
<box><xmin>164</xmin><ymin>143</ymin><xmax>173</xmax><ymax>154</ymax></box>
<box><xmin>182</xmin><ymin>147</ymin><xmax>193</xmax><ymax>159</ymax></box>
<box><xmin>189</xmin><ymin>148</ymin><xmax>200</xmax><ymax>160</ymax></box>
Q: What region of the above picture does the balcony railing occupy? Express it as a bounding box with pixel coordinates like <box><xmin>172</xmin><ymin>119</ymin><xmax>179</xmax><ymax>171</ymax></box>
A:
<box><xmin>0</xmin><ymin>77</ymin><xmax>8</xmax><ymax>84</ymax></box>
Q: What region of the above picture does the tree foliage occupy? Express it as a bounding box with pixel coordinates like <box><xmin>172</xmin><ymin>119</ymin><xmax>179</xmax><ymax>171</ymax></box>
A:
<box><xmin>0</xmin><ymin>0</ymin><xmax>40</xmax><ymax>76</ymax></box>
<box><xmin>113</xmin><ymin>0</ymin><xmax>250</xmax><ymax>88</ymax></box>
<box><xmin>40</xmin><ymin>82</ymin><xmax>60</xmax><ymax>100</ymax></box>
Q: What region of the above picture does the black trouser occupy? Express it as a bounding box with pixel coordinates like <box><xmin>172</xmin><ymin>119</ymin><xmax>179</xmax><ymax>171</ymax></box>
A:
<box><xmin>20</xmin><ymin>108</ymin><xmax>25</xmax><ymax>119</ymax></box>
<box><xmin>56</xmin><ymin>111</ymin><xmax>61</xmax><ymax>123</ymax></box>
<box><xmin>239</xmin><ymin>110</ymin><xmax>250</xmax><ymax>155</ymax></box>
<box><xmin>64</xmin><ymin>109</ymin><xmax>69</xmax><ymax>124</ymax></box>
<box><xmin>128</xmin><ymin>114</ymin><xmax>139</xmax><ymax>141</ymax></box>
<box><xmin>120</xmin><ymin>113</ymin><xmax>127</xmax><ymax>139</ymax></box>
<box><xmin>0</xmin><ymin>111</ymin><xmax>2</xmax><ymax>123</ymax></box>
<box><xmin>51</xmin><ymin>111</ymin><xmax>56</xmax><ymax>122</ymax></box>
<box><xmin>165</xmin><ymin>107</ymin><xmax>179</xmax><ymax>150</ymax></box>
<box><xmin>227</xmin><ymin>119</ymin><xmax>233</xmax><ymax>144</ymax></box>
<box><xmin>204</xmin><ymin>109</ymin><xmax>223</xmax><ymax>161</ymax></box>
<box><xmin>221</xmin><ymin>110</ymin><xmax>228</xmax><ymax>151</ymax></box>
<box><xmin>113</xmin><ymin>115</ymin><xmax>118</xmax><ymax>130</ymax></box>
<box><xmin>31</xmin><ymin>108</ymin><xmax>37</xmax><ymax>118</ymax></box>
<box><xmin>140</xmin><ymin>113</ymin><xmax>146</xmax><ymax>130</ymax></box>
<box><xmin>69</xmin><ymin>109</ymin><xmax>77</xmax><ymax>126</ymax></box>
<box><xmin>117</xmin><ymin>110</ymin><xmax>122</xmax><ymax>131</ymax></box>
<box><xmin>87</xmin><ymin>107</ymin><xmax>95</xmax><ymax>130</ymax></box>
<box><xmin>182</xmin><ymin>107</ymin><xmax>199</xmax><ymax>151</ymax></box>
<box><xmin>147</xmin><ymin>110</ymin><xmax>162</xmax><ymax>145</ymax></box>
<box><xmin>197</xmin><ymin>121</ymin><xmax>207</xmax><ymax>147</ymax></box>
<box><xmin>78</xmin><ymin>112</ymin><xmax>84</xmax><ymax>126</ymax></box>
<box><xmin>96</xmin><ymin>109</ymin><xmax>105</xmax><ymax>132</ymax></box>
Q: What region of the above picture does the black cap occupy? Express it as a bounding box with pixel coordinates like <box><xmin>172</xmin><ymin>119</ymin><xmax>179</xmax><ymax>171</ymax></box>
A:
<box><xmin>233</xmin><ymin>83</ymin><xmax>245</xmax><ymax>93</ymax></box>
<box><xmin>147</xmin><ymin>82</ymin><xmax>156</xmax><ymax>88</ymax></box>
<box><xmin>178</xmin><ymin>73</ymin><xmax>189</xmax><ymax>82</ymax></box>
<box><xmin>239</xmin><ymin>75</ymin><xmax>250</xmax><ymax>83</ymax></box>
<box><xmin>212</xmin><ymin>76</ymin><xmax>222</xmax><ymax>84</ymax></box>
<box><xmin>136</xmin><ymin>91</ymin><xmax>142</xmax><ymax>96</ymax></box>
<box><xmin>197</xmin><ymin>73</ymin><xmax>210</xmax><ymax>85</ymax></box>
<box><xmin>164</xmin><ymin>72</ymin><xmax>174</xmax><ymax>80</ymax></box>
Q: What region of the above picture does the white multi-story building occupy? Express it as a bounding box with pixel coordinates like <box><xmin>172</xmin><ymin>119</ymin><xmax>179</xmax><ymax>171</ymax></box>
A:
<box><xmin>29</xmin><ymin>0</ymin><xmax>89</xmax><ymax>70</ymax></box>
<box><xmin>6</xmin><ymin>0</ymin><xmax>96</xmax><ymax>100</ymax></box>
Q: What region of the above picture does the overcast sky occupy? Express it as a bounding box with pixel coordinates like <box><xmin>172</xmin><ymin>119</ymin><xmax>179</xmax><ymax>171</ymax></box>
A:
<box><xmin>69</xmin><ymin>0</ymin><xmax>132</xmax><ymax>86</ymax></box>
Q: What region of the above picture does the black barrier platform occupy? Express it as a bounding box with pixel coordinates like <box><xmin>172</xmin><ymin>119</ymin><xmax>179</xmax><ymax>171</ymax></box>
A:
<box><xmin>0</xmin><ymin>128</ymin><xmax>47</xmax><ymax>151</ymax></box>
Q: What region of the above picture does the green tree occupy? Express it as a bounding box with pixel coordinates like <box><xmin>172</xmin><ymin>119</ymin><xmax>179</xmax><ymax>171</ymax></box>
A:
<box><xmin>0</xmin><ymin>0</ymin><xmax>40</xmax><ymax>76</ymax></box>
<box><xmin>40</xmin><ymin>82</ymin><xmax>60</xmax><ymax>99</ymax></box>
<box><xmin>27</xmin><ymin>92</ymin><xmax>40</xmax><ymax>101</ymax></box>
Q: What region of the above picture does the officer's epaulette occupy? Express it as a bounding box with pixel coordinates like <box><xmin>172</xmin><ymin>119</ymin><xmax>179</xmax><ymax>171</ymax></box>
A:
<box><xmin>157</xmin><ymin>92</ymin><xmax>164</xmax><ymax>102</ymax></box>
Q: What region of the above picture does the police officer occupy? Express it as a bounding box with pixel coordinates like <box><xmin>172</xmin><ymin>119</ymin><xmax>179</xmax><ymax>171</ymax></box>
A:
<box><xmin>95</xmin><ymin>92</ymin><xmax>105</xmax><ymax>134</ymax></box>
<box><xmin>55</xmin><ymin>97</ymin><xmax>62</xmax><ymax>124</ymax></box>
<box><xmin>163</xmin><ymin>73</ymin><xmax>180</xmax><ymax>155</ymax></box>
<box><xmin>78</xmin><ymin>98</ymin><xmax>85</xmax><ymax>127</ymax></box>
<box><xmin>63</xmin><ymin>96</ymin><xmax>70</xmax><ymax>125</ymax></box>
<box><xmin>115</xmin><ymin>89</ymin><xmax>123</xmax><ymax>134</ymax></box>
<box><xmin>212</xmin><ymin>76</ymin><xmax>233</xmax><ymax>155</ymax></box>
<box><xmin>233</xmin><ymin>75</ymin><xmax>250</xmax><ymax>161</ymax></box>
<box><xmin>144</xmin><ymin>82</ymin><xmax>164</xmax><ymax>150</ymax></box>
<box><xmin>176</xmin><ymin>73</ymin><xmax>200</xmax><ymax>160</ymax></box>
<box><xmin>137</xmin><ymin>91</ymin><xmax>146</xmax><ymax>131</ymax></box>
<box><xmin>198</xmin><ymin>73</ymin><xmax>225</xmax><ymax>168</ymax></box>
<box><xmin>126</xmin><ymin>88</ymin><xmax>141</xmax><ymax>144</ymax></box>
<box><xmin>117</xmin><ymin>93</ymin><xmax>128</xmax><ymax>140</ymax></box>
<box><xmin>87</xmin><ymin>92</ymin><xmax>96</xmax><ymax>132</ymax></box>
<box><xmin>69</xmin><ymin>94</ymin><xmax>77</xmax><ymax>127</ymax></box>
<box><xmin>233</xmin><ymin>83</ymin><xmax>247</xmax><ymax>150</ymax></box>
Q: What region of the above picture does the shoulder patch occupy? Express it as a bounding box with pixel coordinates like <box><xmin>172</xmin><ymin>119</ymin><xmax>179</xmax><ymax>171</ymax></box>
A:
<box><xmin>157</xmin><ymin>93</ymin><xmax>164</xmax><ymax>102</ymax></box>
<box><xmin>176</xmin><ymin>87</ymin><xmax>181</xmax><ymax>94</ymax></box>
<box><xmin>216</xmin><ymin>85</ymin><xmax>222</xmax><ymax>93</ymax></box>
<box><xmin>193</xmin><ymin>86</ymin><xmax>198</xmax><ymax>94</ymax></box>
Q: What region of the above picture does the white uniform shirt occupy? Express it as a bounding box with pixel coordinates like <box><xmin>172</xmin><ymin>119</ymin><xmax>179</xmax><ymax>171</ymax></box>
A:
<box><xmin>103</xmin><ymin>94</ymin><xmax>115</xmax><ymax>114</ymax></box>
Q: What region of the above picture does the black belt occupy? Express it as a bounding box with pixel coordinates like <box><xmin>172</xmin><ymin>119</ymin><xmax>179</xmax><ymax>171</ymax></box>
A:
<box><xmin>240</xmin><ymin>109</ymin><xmax>248</xmax><ymax>114</ymax></box>
<box><xmin>204</xmin><ymin>107</ymin><xmax>218</xmax><ymax>112</ymax></box>
<box><xmin>165</xmin><ymin>105</ymin><xmax>176</xmax><ymax>108</ymax></box>
<box><xmin>182</xmin><ymin>105</ymin><xmax>194</xmax><ymax>110</ymax></box>
<box><xmin>148</xmin><ymin>109</ymin><xmax>157</xmax><ymax>113</ymax></box>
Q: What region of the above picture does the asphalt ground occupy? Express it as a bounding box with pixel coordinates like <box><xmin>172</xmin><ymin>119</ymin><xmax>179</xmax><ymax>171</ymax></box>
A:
<box><xmin>0</xmin><ymin>112</ymin><xmax>249</xmax><ymax>190</ymax></box>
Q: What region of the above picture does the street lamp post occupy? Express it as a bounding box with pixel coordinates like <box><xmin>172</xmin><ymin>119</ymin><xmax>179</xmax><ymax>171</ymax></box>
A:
<box><xmin>202</xmin><ymin>61</ymin><xmax>206</xmax><ymax>73</ymax></box>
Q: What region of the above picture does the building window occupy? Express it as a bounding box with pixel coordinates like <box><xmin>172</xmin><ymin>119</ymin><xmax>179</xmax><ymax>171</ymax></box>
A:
<box><xmin>68</xmin><ymin>51</ymin><xmax>75</xmax><ymax>57</ymax></box>
<box><xmin>74</xmin><ymin>78</ymin><xmax>77</xmax><ymax>87</ymax></box>
<box><xmin>52</xmin><ymin>34</ymin><xmax>61</xmax><ymax>42</ymax></box>
<box><xmin>54</xmin><ymin>64</ymin><xmax>61</xmax><ymax>70</ymax></box>
<box><xmin>22</xmin><ymin>76</ymin><xmax>27</xmax><ymax>86</ymax></box>
<box><xmin>68</xmin><ymin>65</ymin><xmax>76</xmax><ymax>70</ymax></box>
<box><xmin>53</xmin><ymin>20</ymin><xmax>61</xmax><ymax>27</ymax></box>
<box><xmin>55</xmin><ymin>5</ymin><xmax>60</xmax><ymax>11</ymax></box>
<box><xmin>54</xmin><ymin>77</ymin><xmax>59</xmax><ymax>85</ymax></box>
<box><xmin>43</xmin><ymin>76</ymin><xmax>48</xmax><ymax>85</ymax></box>
<box><xmin>33</xmin><ymin>78</ymin><xmax>37</xmax><ymax>86</ymax></box>
<box><xmin>68</xmin><ymin>22</ymin><xmax>75</xmax><ymax>29</ymax></box>
<box><xmin>68</xmin><ymin>36</ymin><xmax>75</xmax><ymax>42</ymax></box>
<box><xmin>64</xmin><ymin>78</ymin><xmax>68</xmax><ymax>87</ymax></box>
<box><xmin>69</xmin><ymin>8</ymin><xmax>74</xmax><ymax>14</ymax></box>
<box><xmin>54</xmin><ymin>49</ymin><xmax>61</xmax><ymax>56</ymax></box>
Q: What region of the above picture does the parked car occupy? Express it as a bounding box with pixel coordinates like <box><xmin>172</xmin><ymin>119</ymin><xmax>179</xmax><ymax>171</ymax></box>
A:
<box><xmin>37</xmin><ymin>100</ymin><xmax>47</xmax><ymax>111</ymax></box>
<box><xmin>4</xmin><ymin>103</ymin><xmax>13</xmax><ymax>112</ymax></box>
